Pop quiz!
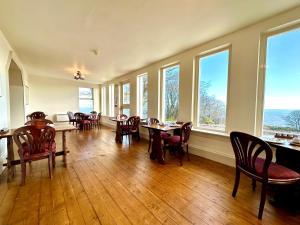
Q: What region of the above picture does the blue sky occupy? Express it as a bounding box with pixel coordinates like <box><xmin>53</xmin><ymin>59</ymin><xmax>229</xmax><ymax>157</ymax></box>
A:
<box><xmin>199</xmin><ymin>50</ymin><xmax>229</xmax><ymax>103</ymax></box>
<box><xmin>264</xmin><ymin>27</ymin><xmax>300</xmax><ymax>109</ymax></box>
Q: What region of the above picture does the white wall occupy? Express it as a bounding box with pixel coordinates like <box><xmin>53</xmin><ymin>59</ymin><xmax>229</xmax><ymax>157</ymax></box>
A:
<box><xmin>101</xmin><ymin>7</ymin><xmax>300</xmax><ymax>166</ymax></box>
<box><xmin>29</xmin><ymin>75</ymin><xmax>100</xmax><ymax>121</ymax></box>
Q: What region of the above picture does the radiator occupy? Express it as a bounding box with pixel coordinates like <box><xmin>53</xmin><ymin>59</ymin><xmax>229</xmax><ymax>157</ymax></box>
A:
<box><xmin>56</xmin><ymin>113</ymin><xmax>69</xmax><ymax>122</ymax></box>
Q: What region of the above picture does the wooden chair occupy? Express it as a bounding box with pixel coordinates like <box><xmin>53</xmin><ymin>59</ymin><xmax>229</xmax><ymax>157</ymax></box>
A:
<box><xmin>67</xmin><ymin>111</ymin><xmax>76</xmax><ymax>125</ymax></box>
<box><xmin>89</xmin><ymin>113</ymin><xmax>98</xmax><ymax>129</ymax></box>
<box><xmin>164</xmin><ymin>122</ymin><xmax>192</xmax><ymax>166</ymax></box>
<box><xmin>28</xmin><ymin>111</ymin><xmax>46</xmax><ymax>120</ymax></box>
<box><xmin>147</xmin><ymin>118</ymin><xmax>170</xmax><ymax>152</ymax></box>
<box><xmin>74</xmin><ymin>112</ymin><xmax>91</xmax><ymax>130</ymax></box>
<box><xmin>230</xmin><ymin>131</ymin><xmax>300</xmax><ymax>219</ymax></box>
<box><xmin>121</xmin><ymin>116</ymin><xmax>140</xmax><ymax>144</ymax></box>
<box><xmin>13</xmin><ymin>125</ymin><xmax>56</xmax><ymax>185</ymax></box>
<box><xmin>97</xmin><ymin>113</ymin><xmax>102</xmax><ymax>129</ymax></box>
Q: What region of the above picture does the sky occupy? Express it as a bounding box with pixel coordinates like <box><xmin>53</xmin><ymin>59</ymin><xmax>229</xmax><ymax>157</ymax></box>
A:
<box><xmin>264</xmin><ymin>27</ymin><xmax>300</xmax><ymax>109</ymax></box>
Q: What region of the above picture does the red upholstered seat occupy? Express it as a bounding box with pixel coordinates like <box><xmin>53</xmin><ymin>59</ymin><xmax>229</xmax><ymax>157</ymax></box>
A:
<box><xmin>165</xmin><ymin>135</ymin><xmax>181</xmax><ymax>145</ymax></box>
<box><xmin>161</xmin><ymin>132</ymin><xmax>170</xmax><ymax>140</ymax></box>
<box><xmin>21</xmin><ymin>142</ymin><xmax>56</xmax><ymax>160</ymax></box>
<box><xmin>255</xmin><ymin>157</ymin><xmax>300</xmax><ymax>180</ymax></box>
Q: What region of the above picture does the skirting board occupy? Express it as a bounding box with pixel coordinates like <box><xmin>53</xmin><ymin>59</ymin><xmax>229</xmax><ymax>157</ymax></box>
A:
<box><xmin>189</xmin><ymin>144</ymin><xmax>235</xmax><ymax>167</ymax></box>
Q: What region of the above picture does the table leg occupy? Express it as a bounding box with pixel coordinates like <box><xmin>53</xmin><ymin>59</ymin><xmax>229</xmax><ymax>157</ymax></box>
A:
<box><xmin>62</xmin><ymin>131</ymin><xmax>67</xmax><ymax>166</ymax></box>
<box><xmin>6</xmin><ymin>136</ymin><xmax>15</xmax><ymax>182</ymax></box>
<box><xmin>150</xmin><ymin>130</ymin><xmax>165</xmax><ymax>164</ymax></box>
<box><xmin>115</xmin><ymin>121</ymin><xmax>122</xmax><ymax>143</ymax></box>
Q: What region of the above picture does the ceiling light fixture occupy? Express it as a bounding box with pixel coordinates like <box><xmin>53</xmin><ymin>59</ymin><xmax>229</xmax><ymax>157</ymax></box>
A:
<box><xmin>74</xmin><ymin>70</ymin><xmax>85</xmax><ymax>80</ymax></box>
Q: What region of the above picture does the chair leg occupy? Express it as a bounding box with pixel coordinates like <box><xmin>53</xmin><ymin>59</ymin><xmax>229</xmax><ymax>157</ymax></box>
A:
<box><xmin>48</xmin><ymin>155</ymin><xmax>52</xmax><ymax>179</ymax></box>
<box><xmin>258</xmin><ymin>182</ymin><xmax>267</xmax><ymax>219</ymax></box>
<box><xmin>148</xmin><ymin>138</ymin><xmax>151</xmax><ymax>152</ymax></box>
<box><xmin>232</xmin><ymin>168</ymin><xmax>240</xmax><ymax>197</ymax></box>
<box><xmin>186</xmin><ymin>144</ymin><xmax>190</xmax><ymax>161</ymax></box>
<box><xmin>21</xmin><ymin>161</ymin><xmax>26</xmax><ymax>185</ymax></box>
<box><xmin>252</xmin><ymin>178</ymin><xmax>256</xmax><ymax>191</ymax></box>
<box><xmin>52</xmin><ymin>152</ymin><xmax>56</xmax><ymax>168</ymax></box>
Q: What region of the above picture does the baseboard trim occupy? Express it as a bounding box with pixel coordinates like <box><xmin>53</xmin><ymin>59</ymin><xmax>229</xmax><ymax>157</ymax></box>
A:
<box><xmin>189</xmin><ymin>144</ymin><xmax>235</xmax><ymax>167</ymax></box>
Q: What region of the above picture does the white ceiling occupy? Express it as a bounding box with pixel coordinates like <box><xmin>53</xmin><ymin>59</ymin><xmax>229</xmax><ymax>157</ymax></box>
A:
<box><xmin>0</xmin><ymin>0</ymin><xmax>299</xmax><ymax>83</ymax></box>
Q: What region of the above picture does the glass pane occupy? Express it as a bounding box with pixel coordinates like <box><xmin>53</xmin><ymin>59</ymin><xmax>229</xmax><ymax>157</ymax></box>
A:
<box><xmin>163</xmin><ymin>65</ymin><xmax>179</xmax><ymax>122</ymax></box>
<box><xmin>123</xmin><ymin>108</ymin><xmax>130</xmax><ymax>117</ymax></box>
<box><xmin>101</xmin><ymin>87</ymin><xmax>106</xmax><ymax>115</ymax></box>
<box><xmin>263</xmin><ymin>28</ymin><xmax>300</xmax><ymax>135</ymax></box>
<box><xmin>198</xmin><ymin>50</ymin><xmax>229</xmax><ymax>131</ymax></box>
<box><xmin>79</xmin><ymin>87</ymin><xmax>93</xmax><ymax>99</ymax></box>
<box><xmin>109</xmin><ymin>84</ymin><xmax>114</xmax><ymax>117</ymax></box>
<box><xmin>138</xmin><ymin>75</ymin><xmax>148</xmax><ymax>119</ymax></box>
<box><xmin>123</xmin><ymin>83</ymin><xmax>130</xmax><ymax>104</ymax></box>
<box><xmin>79</xmin><ymin>99</ymin><xmax>94</xmax><ymax>113</ymax></box>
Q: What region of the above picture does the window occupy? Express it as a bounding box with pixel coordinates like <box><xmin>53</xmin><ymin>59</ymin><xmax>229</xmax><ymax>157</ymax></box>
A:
<box><xmin>161</xmin><ymin>64</ymin><xmax>180</xmax><ymax>122</ymax></box>
<box><xmin>101</xmin><ymin>86</ymin><xmax>107</xmax><ymax>116</ymax></box>
<box><xmin>122</xmin><ymin>82</ymin><xmax>130</xmax><ymax>116</ymax></box>
<box><xmin>79</xmin><ymin>87</ymin><xmax>94</xmax><ymax>113</ymax></box>
<box><xmin>137</xmin><ymin>74</ymin><xmax>148</xmax><ymax>119</ymax></box>
<box><xmin>195</xmin><ymin>48</ymin><xmax>230</xmax><ymax>132</ymax></box>
<box><xmin>262</xmin><ymin>27</ymin><xmax>300</xmax><ymax>135</ymax></box>
<box><xmin>109</xmin><ymin>84</ymin><xmax>115</xmax><ymax>117</ymax></box>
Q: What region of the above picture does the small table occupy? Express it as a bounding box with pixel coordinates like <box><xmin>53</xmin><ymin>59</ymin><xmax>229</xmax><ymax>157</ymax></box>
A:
<box><xmin>0</xmin><ymin>123</ymin><xmax>77</xmax><ymax>181</ymax></box>
<box><xmin>142</xmin><ymin>124</ymin><xmax>182</xmax><ymax>164</ymax></box>
<box><xmin>111</xmin><ymin>118</ymin><xmax>127</xmax><ymax>143</ymax></box>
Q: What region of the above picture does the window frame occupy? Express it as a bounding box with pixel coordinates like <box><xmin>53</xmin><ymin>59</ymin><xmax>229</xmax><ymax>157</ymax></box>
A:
<box><xmin>121</xmin><ymin>81</ymin><xmax>131</xmax><ymax>116</ymax></box>
<box><xmin>193</xmin><ymin>45</ymin><xmax>231</xmax><ymax>133</ymax></box>
<box><xmin>101</xmin><ymin>86</ymin><xmax>107</xmax><ymax>116</ymax></box>
<box><xmin>79</xmin><ymin>87</ymin><xmax>94</xmax><ymax>113</ymax></box>
<box><xmin>108</xmin><ymin>84</ymin><xmax>115</xmax><ymax>117</ymax></box>
<box><xmin>256</xmin><ymin>22</ymin><xmax>300</xmax><ymax>136</ymax></box>
<box><xmin>136</xmin><ymin>73</ymin><xmax>148</xmax><ymax>119</ymax></box>
<box><xmin>159</xmin><ymin>62</ymin><xmax>180</xmax><ymax>122</ymax></box>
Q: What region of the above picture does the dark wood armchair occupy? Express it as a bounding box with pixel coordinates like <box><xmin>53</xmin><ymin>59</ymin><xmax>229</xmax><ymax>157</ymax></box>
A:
<box><xmin>28</xmin><ymin>111</ymin><xmax>46</xmax><ymax>120</ymax></box>
<box><xmin>13</xmin><ymin>125</ymin><xmax>56</xmax><ymax>185</ymax></box>
<box><xmin>164</xmin><ymin>122</ymin><xmax>192</xmax><ymax>166</ymax></box>
<box><xmin>120</xmin><ymin>116</ymin><xmax>140</xmax><ymax>144</ymax></box>
<box><xmin>230</xmin><ymin>131</ymin><xmax>300</xmax><ymax>219</ymax></box>
<box><xmin>67</xmin><ymin>111</ymin><xmax>76</xmax><ymax>125</ymax></box>
<box><xmin>97</xmin><ymin>113</ymin><xmax>102</xmax><ymax>129</ymax></box>
<box><xmin>74</xmin><ymin>112</ymin><xmax>91</xmax><ymax>130</ymax></box>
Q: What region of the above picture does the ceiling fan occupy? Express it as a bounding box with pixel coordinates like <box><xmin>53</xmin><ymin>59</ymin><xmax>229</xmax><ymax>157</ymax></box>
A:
<box><xmin>73</xmin><ymin>70</ymin><xmax>85</xmax><ymax>80</ymax></box>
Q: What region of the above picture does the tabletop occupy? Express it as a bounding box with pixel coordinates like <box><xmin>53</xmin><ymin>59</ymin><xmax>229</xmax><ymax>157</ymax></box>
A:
<box><xmin>261</xmin><ymin>136</ymin><xmax>300</xmax><ymax>152</ymax></box>
<box><xmin>142</xmin><ymin>124</ymin><xmax>182</xmax><ymax>132</ymax></box>
<box><xmin>110</xmin><ymin>118</ymin><xmax>127</xmax><ymax>122</ymax></box>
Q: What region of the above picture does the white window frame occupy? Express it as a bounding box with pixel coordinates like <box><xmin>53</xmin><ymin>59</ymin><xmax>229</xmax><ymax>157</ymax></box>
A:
<box><xmin>121</xmin><ymin>82</ymin><xmax>131</xmax><ymax>116</ymax></box>
<box><xmin>79</xmin><ymin>87</ymin><xmax>94</xmax><ymax>113</ymax></box>
<box><xmin>101</xmin><ymin>86</ymin><xmax>107</xmax><ymax>116</ymax></box>
<box><xmin>193</xmin><ymin>45</ymin><xmax>231</xmax><ymax>133</ymax></box>
<box><xmin>256</xmin><ymin>22</ymin><xmax>300</xmax><ymax>136</ymax></box>
<box><xmin>137</xmin><ymin>73</ymin><xmax>148</xmax><ymax>119</ymax></box>
<box><xmin>108</xmin><ymin>84</ymin><xmax>115</xmax><ymax>117</ymax></box>
<box><xmin>159</xmin><ymin>63</ymin><xmax>180</xmax><ymax>122</ymax></box>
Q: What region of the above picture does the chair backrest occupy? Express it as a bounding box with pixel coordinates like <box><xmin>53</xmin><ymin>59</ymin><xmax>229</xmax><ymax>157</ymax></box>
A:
<box><xmin>117</xmin><ymin>114</ymin><xmax>128</xmax><ymax>120</ymax></box>
<box><xmin>67</xmin><ymin>111</ymin><xmax>74</xmax><ymax>119</ymax></box>
<box><xmin>13</xmin><ymin>125</ymin><xmax>56</xmax><ymax>156</ymax></box>
<box><xmin>97</xmin><ymin>113</ymin><xmax>102</xmax><ymax>120</ymax></box>
<box><xmin>180</xmin><ymin>122</ymin><xmax>192</xmax><ymax>143</ymax></box>
<box><xmin>230</xmin><ymin>131</ymin><xmax>273</xmax><ymax>179</ymax></box>
<box><xmin>90</xmin><ymin>111</ymin><xmax>97</xmax><ymax>114</ymax></box>
<box><xmin>29</xmin><ymin>111</ymin><xmax>46</xmax><ymax>120</ymax></box>
<box><xmin>25</xmin><ymin>119</ymin><xmax>53</xmax><ymax>128</ymax></box>
<box><xmin>127</xmin><ymin>116</ymin><xmax>140</xmax><ymax>130</ymax></box>
<box><xmin>74</xmin><ymin>112</ymin><xmax>85</xmax><ymax>121</ymax></box>
<box><xmin>147</xmin><ymin>118</ymin><xmax>159</xmax><ymax>125</ymax></box>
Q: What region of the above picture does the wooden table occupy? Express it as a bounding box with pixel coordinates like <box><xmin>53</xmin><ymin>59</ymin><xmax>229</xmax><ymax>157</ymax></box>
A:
<box><xmin>0</xmin><ymin>123</ymin><xmax>77</xmax><ymax>181</ymax></box>
<box><xmin>110</xmin><ymin>118</ymin><xmax>127</xmax><ymax>143</ymax></box>
<box><xmin>142</xmin><ymin>124</ymin><xmax>182</xmax><ymax>164</ymax></box>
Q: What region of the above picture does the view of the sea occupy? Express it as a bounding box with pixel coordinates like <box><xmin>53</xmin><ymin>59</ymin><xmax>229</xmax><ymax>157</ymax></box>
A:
<box><xmin>263</xmin><ymin>109</ymin><xmax>293</xmax><ymax>127</ymax></box>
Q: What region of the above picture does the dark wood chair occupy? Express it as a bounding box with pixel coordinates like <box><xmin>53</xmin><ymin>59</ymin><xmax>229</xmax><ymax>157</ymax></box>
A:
<box><xmin>74</xmin><ymin>112</ymin><xmax>91</xmax><ymax>130</ymax></box>
<box><xmin>67</xmin><ymin>111</ymin><xmax>76</xmax><ymax>125</ymax></box>
<box><xmin>230</xmin><ymin>131</ymin><xmax>300</xmax><ymax>219</ymax></box>
<box><xmin>28</xmin><ymin>111</ymin><xmax>46</xmax><ymax>120</ymax></box>
<box><xmin>147</xmin><ymin>118</ymin><xmax>170</xmax><ymax>152</ymax></box>
<box><xmin>97</xmin><ymin>113</ymin><xmax>102</xmax><ymax>129</ymax></box>
<box><xmin>13</xmin><ymin>125</ymin><xmax>56</xmax><ymax>185</ymax></box>
<box><xmin>89</xmin><ymin>113</ymin><xmax>98</xmax><ymax>129</ymax></box>
<box><xmin>121</xmin><ymin>116</ymin><xmax>140</xmax><ymax>144</ymax></box>
<box><xmin>164</xmin><ymin>122</ymin><xmax>192</xmax><ymax>166</ymax></box>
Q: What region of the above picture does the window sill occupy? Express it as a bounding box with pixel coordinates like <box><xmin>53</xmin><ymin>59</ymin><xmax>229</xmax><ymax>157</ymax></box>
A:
<box><xmin>191</xmin><ymin>128</ymin><xmax>229</xmax><ymax>138</ymax></box>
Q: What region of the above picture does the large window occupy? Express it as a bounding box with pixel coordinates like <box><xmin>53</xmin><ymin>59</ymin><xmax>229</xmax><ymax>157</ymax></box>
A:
<box><xmin>262</xmin><ymin>27</ymin><xmax>300</xmax><ymax>135</ymax></box>
<box><xmin>79</xmin><ymin>87</ymin><xmax>94</xmax><ymax>113</ymax></box>
<box><xmin>195</xmin><ymin>48</ymin><xmax>230</xmax><ymax>132</ymax></box>
<box><xmin>108</xmin><ymin>84</ymin><xmax>114</xmax><ymax>117</ymax></box>
<box><xmin>137</xmin><ymin>74</ymin><xmax>148</xmax><ymax>119</ymax></box>
<box><xmin>101</xmin><ymin>86</ymin><xmax>107</xmax><ymax>116</ymax></box>
<box><xmin>161</xmin><ymin>64</ymin><xmax>180</xmax><ymax>122</ymax></box>
<box><xmin>122</xmin><ymin>82</ymin><xmax>130</xmax><ymax>116</ymax></box>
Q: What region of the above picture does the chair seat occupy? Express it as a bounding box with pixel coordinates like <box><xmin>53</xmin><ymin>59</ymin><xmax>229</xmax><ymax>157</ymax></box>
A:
<box><xmin>20</xmin><ymin>142</ymin><xmax>56</xmax><ymax>160</ymax></box>
<box><xmin>161</xmin><ymin>132</ymin><xmax>170</xmax><ymax>140</ymax></box>
<box><xmin>165</xmin><ymin>135</ymin><xmax>181</xmax><ymax>145</ymax></box>
<box><xmin>255</xmin><ymin>157</ymin><xmax>300</xmax><ymax>180</ymax></box>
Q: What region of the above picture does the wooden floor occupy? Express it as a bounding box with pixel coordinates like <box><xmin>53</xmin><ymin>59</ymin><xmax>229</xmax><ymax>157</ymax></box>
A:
<box><xmin>0</xmin><ymin>126</ymin><xmax>299</xmax><ymax>225</ymax></box>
